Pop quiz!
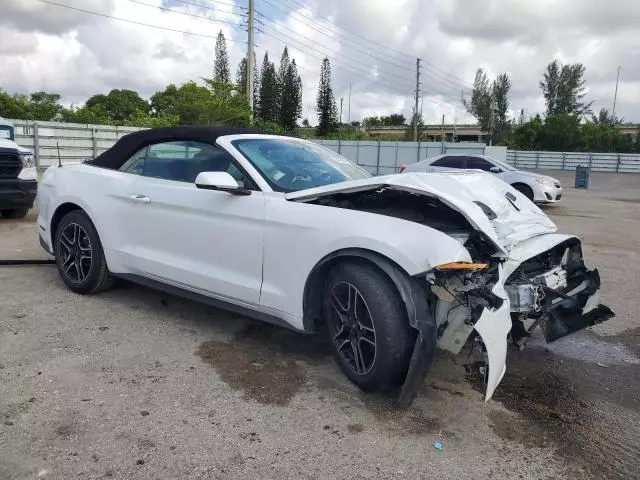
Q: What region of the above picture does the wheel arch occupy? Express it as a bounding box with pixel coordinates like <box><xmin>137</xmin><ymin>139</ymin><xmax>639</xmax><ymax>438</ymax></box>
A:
<box><xmin>50</xmin><ymin>202</ymin><xmax>86</xmax><ymax>239</ymax></box>
<box><xmin>511</xmin><ymin>181</ymin><xmax>534</xmax><ymax>196</ymax></box>
<box><xmin>301</xmin><ymin>248</ymin><xmax>430</xmax><ymax>333</ymax></box>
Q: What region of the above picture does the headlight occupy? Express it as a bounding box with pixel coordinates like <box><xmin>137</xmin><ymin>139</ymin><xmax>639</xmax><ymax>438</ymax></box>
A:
<box><xmin>20</xmin><ymin>153</ymin><xmax>34</xmax><ymax>168</ymax></box>
<box><xmin>535</xmin><ymin>178</ymin><xmax>554</xmax><ymax>186</ymax></box>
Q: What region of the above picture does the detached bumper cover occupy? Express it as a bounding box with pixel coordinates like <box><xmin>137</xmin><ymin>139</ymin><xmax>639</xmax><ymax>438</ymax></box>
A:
<box><xmin>542</xmin><ymin>268</ymin><xmax>614</xmax><ymax>342</ymax></box>
<box><xmin>473</xmin><ymin>266</ymin><xmax>613</xmax><ymax>402</ymax></box>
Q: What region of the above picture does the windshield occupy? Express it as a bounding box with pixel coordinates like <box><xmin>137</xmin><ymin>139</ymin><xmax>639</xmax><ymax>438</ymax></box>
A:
<box><xmin>231</xmin><ymin>138</ymin><xmax>371</xmax><ymax>192</ymax></box>
<box><xmin>490</xmin><ymin>157</ymin><xmax>517</xmax><ymax>171</ymax></box>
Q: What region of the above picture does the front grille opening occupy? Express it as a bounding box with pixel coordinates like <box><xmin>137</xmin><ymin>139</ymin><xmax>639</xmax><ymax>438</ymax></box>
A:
<box><xmin>0</xmin><ymin>153</ymin><xmax>21</xmax><ymax>178</ymax></box>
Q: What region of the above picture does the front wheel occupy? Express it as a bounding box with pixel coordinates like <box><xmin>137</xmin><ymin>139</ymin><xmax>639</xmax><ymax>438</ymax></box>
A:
<box><xmin>322</xmin><ymin>262</ymin><xmax>414</xmax><ymax>392</ymax></box>
<box><xmin>54</xmin><ymin>210</ymin><xmax>114</xmax><ymax>294</ymax></box>
<box><xmin>512</xmin><ymin>183</ymin><xmax>534</xmax><ymax>201</ymax></box>
<box><xmin>1</xmin><ymin>208</ymin><xmax>29</xmax><ymax>219</ymax></box>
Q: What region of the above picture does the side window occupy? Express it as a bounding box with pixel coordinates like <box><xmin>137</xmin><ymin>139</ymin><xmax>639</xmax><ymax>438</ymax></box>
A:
<box><xmin>467</xmin><ymin>157</ymin><xmax>494</xmax><ymax>171</ymax></box>
<box><xmin>119</xmin><ymin>147</ymin><xmax>147</xmax><ymax>175</ymax></box>
<box><xmin>120</xmin><ymin>140</ymin><xmax>257</xmax><ymax>189</ymax></box>
<box><xmin>431</xmin><ymin>156</ymin><xmax>466</xmax><ymax>168</ymax></box>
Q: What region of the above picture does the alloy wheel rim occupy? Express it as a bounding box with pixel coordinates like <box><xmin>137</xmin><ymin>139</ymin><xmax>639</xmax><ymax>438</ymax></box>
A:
<box><xmin>58</xmin><ymin>223</ymin><xmax>93</xmax><ymax>283</ymax></box>
<box><xmin>327</xmin><ymin>281</ymin><xmax>377</xmax><ymax>375</ymax></box>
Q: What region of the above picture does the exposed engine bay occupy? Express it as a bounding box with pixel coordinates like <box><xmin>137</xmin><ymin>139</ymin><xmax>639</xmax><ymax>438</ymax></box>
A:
<box><xmin>308</xmin><ymin>188</ymin><xmax>497</xmax><ymax>257</ymax></box>
<box><xmin>429</xmin><ymin>237</ymin><xmax>614</xmax><ymax>354</ymax></box>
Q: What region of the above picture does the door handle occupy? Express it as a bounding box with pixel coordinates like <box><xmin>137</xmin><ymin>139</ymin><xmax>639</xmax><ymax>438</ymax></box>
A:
<box><xmin>130</xmin><ymin>194</ymin><xmax>151</xmax><ymax>204</ymax></box>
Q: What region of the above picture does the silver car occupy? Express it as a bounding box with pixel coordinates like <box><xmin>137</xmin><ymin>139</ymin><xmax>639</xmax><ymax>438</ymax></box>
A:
<box><xmin>401</xmin><ymin>154</ymin><xmax>563</xmax><ymax>204</ymax></box>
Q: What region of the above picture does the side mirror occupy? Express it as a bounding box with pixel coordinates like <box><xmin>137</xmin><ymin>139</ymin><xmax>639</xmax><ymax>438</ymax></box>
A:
<box><xmin>195</xmin><ymin>171</ymin><xmax>251</xmax><ymax>196</ymax></box>
<box><xmin>489</xmin><ymin>166</ymin><xmax>502</xmax><ymax>173</ymax></box>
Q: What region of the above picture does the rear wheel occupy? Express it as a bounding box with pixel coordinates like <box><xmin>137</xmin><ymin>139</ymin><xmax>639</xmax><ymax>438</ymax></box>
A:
<box><xmin>512</xmin><ymin>183</ymin><xmax>534</xmax><ymax>201</ymax></box>
<box><xmin>322</xmin><ymin>262</ymin><xmax>414</xmax><ymax>392</ymax></box>
<box><xmin>1</xmin><ymin>208</ymin><xmax>29</xmax><ymax>219</ymax></box>
<box><xmin>54</xmin><ymin>210</ymin><xmax>114</xmax><ymax>294</ymax></box>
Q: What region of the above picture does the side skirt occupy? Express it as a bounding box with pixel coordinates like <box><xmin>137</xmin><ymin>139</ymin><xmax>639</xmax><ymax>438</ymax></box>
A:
<box><xmin>114</xmin><ymin>273</ymin><xmax>301</xmax><ymax>333</ymax></box>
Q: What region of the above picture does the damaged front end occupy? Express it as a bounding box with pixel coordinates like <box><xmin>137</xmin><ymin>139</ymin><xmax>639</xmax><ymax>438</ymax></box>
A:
<box><xmin>425</xmin><ymin>236</ymin><xmax>614</xmax><ymax>402</ymax></box>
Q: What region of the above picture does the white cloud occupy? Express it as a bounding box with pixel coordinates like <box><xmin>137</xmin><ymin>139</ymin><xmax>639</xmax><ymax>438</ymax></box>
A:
<box><xmin>1</xmin><ymin>0</ymin><xmax>639</xmax><ymax>124</ymax></box>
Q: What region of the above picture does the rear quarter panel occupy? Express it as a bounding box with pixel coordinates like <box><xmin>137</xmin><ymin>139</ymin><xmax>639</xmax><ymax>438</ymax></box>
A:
<box><xmin>38</xmin><ymin>164</ymin><xmax>138</xmax><ymax>270</ymax></box>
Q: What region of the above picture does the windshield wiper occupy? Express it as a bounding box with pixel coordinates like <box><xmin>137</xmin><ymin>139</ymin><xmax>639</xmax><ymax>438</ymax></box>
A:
<box><xmin>505</xmin><ymin>192</ymin><xmax>520</xmax><ymax>211</ymax></box>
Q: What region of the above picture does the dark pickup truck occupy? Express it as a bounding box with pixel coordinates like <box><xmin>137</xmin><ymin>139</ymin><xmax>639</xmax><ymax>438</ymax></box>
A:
<box><xmin>0</xmin><ymin>138</ymin><xmax>37</xmax><ymax>219</ymax></box>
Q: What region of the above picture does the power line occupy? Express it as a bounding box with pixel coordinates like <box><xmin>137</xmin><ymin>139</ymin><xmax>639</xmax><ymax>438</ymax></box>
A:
<box><xmin>256</xmin><ymin>27</ymin><xmax>414</xmax><ymax>97</ymax></box>
<box><xmin>255</xmin><ymin>11</ymin><xmax>417</xmax><ymax>91</ymax></box>
<box><xmin>270</xmin><ymin>0</ymin><xmax>474</xmax><ymax>90</ymax></box>
<box><xmin>258</xmin><ymin>0</ymin><xmax>411</xmax><ymax>71</ymax></box>
<box><xmin>33</xmin><ymin>0</ymin><xmax>248</xmax><ymax>41</ymax></box>
<box><xmin>271</xmin><ymin>0</ymin><xmax>415</xmax><ymax>61</ymax></box>
<box><xmin>128</xmin><ymin>0</ymin><xmax>247</xmax><ymax>25</ymax></box>
<box><xmin>185</xmin><ymin>0</ymin><xmax>247</xmax><ymax>10</ymax></box>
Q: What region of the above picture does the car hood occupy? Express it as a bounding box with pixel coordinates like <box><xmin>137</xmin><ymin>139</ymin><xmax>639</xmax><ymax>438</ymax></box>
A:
<box><xmin>0</xmin><ymin>138</ymin><xmax>32</xmax><ymax>154</ymax></box>
<box><xmin>285</xmin><ymin>171</ymin><xmax>557</xmax><ymax>255</ymax></box>
<box><xmin>512</xmin><ymin>170</ymin><xmax>559</xmax><ymax>183</ymax></box>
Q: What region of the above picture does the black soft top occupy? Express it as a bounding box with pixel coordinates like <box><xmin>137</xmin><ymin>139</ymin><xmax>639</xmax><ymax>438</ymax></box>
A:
<box><xmin>87</xmin><ymin>126</ymin><xmax>262</xmax><ymax>170</ymax></box>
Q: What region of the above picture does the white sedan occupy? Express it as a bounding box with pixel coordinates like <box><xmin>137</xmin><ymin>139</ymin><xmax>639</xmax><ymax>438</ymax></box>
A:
<box><xmin>37</xmin><ymin>127</ymin><xmax>612</xmax><ymax>406</ymax></box>
<box><xmin>401</xmin><ymin>154</ymin><xmax>563</xmax><ymax>203</ymax></box>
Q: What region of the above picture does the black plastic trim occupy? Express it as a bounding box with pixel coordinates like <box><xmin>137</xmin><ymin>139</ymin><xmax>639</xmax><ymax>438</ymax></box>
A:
<box><xmin>0</xmin><ymin>178</ymin><xmax>37</xmax><ymax>209</ymax></box>
<box><xmin>115</xmin><ymin>273</ymin><xmax>299</xmax><ymax>332</ymax></box>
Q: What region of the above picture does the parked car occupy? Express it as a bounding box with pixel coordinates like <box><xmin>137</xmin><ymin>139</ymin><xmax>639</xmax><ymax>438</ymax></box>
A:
<box><xmin>37</xmin><ymin>127</ymin><xmax>612</xmax><ymax>406</ymax></box>
<box><xmin>400</xmin><ymin>154</ymin><xmax>563</xmax><ymax>203</ymax></box>
<box><xmin>0</xmin><ymin>118</ymin><xmax>37</xmax><ymax>219</ymax></box>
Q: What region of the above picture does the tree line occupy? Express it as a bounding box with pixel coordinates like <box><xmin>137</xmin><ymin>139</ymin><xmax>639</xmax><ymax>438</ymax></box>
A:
<box><xmin>0</xmin><ymin>31</ymin><xmax>311</xmax><ymax>134</ymax></box>
<box><xmin>463</xmin><ymin>60</ymin><xmax>639</xmax><ymax>152</ymax></box>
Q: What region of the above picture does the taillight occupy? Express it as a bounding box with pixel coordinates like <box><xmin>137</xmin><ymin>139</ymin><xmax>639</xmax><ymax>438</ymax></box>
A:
<box><xmin>399</xmin><ymin>164</ymin><xmax>406</xmax><ymax>173</ymax></box>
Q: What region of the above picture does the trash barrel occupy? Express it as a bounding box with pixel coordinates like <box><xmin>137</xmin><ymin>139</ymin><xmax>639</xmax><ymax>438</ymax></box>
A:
<box><xmin>575</xmin><ymin>165</ymin><xmax>590</xmax><ymax>189</ymax></box>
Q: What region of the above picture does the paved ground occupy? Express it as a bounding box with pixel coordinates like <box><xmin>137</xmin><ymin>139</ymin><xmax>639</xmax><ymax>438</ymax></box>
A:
<box><xmin>1</xmin><ymin>171</ymin><xmax>639</xmax><ymax>480</ymax></box>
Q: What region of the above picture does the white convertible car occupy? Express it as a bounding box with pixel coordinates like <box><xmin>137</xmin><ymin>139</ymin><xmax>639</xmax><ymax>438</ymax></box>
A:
<box><xmin>37</xmin><ymin>127</ymin><xmax>613</xmax><ymax>406</ymax></box>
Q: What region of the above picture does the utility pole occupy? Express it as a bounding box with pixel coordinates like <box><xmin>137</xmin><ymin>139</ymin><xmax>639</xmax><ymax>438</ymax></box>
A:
<box><xmin>440</xmin><ymin>114</ymin><xmax>445</xmax><ymax>153</ymax></box>
<box><xmin>612</xmin><ymin>66</ymin><xmax>621</xmax><ymax>118</ymax></box>
<box><xmin>414</xmin><ymin>58</ymin><xmax>421</xmax><ymax>141</ymax></box>
<box><xmin>347</xmin><ymin>82</ymin><xmax>352</xmax><ymax>124</ymax></box>
<box><xmin>340</xmin><ymin>97</ymin><xmax>343</xmax><ymax>125</ymax></box>
<box><xmin>247</xmin><ymin>0</ymin><xmax>255</xmax><ymax>115</ymax></box>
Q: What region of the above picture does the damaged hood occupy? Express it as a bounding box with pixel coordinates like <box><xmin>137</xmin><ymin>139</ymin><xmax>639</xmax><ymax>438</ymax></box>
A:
<box><xmin>286</xmin><ymin>171</ymin><xmax>557</xmax><ymax>254</ymax></box>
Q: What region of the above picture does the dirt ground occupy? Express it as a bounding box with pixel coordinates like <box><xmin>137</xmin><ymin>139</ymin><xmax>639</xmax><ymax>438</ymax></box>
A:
<box><xmin>1</xmin><ymin>170</ymin><xmax>638</xmax><ymax>480</ymax></box>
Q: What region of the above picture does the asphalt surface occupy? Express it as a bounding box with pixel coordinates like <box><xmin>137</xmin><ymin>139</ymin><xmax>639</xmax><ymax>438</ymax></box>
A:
<box><xmin>1</xmin><ymin>170</ymin><xmax>639</xmax><ymax>480</ymax></box>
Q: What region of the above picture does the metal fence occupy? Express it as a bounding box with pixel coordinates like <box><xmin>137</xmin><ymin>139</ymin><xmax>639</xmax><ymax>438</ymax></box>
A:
<box><xmin>10</xmin><ymin>119</ymin><xmax>143</xmax><ymax>168</ymax></box>
<box><xmin>312</xmin><ymin>140</ymin><xmax>488</xmax><ymax>174</ymax></box>
<box><xmin>9</xmin><ymin>119</ymin><xmax>495</xmax><ymax>172</ymax></box>
<box><xmin>507</xmin><ymin>150</ymin><xmax>640</xmax><ymax>173</ymax></box>
<box><xmin>12</xmin><ymin>119</ymin><xmax>638</xmax><ymax>174</ymax></box>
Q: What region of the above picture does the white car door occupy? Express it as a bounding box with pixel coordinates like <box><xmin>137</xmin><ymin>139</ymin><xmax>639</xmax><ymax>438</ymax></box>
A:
<box><xmin>123</xmin><ymin>140</ymin><xmax>265</xmax><ymax>305</ymax></box>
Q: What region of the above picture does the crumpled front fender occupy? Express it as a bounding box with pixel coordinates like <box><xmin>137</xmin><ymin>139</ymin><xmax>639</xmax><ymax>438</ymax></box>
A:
<box><xmin>472</xmin><ymin>264</ymin><xmax>512</xmax><ymax>401</ymax></box>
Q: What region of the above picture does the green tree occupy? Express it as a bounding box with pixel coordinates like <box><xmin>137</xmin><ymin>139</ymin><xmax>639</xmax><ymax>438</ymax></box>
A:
<box><xmin>172</xmin><ymin>80</ymin><xmax>250</xmax><ymax>126</ymax></box>
<box><xmin>150</xmin><ymin>84</ymin><xmax>179</xmax><ymax>117</ymax></box>
<box><xmin>590</xmin><ymin>107</ymin><xmax>619</xmax><ymax>125</ymax></box>
<box><xmin>276</xmin><ymin>47</ymin><xmax>290</xmax><ymax>125</ymax></box>
<box><xmin>463</xmin><ymin>68</ymin><xmax>494</xmax><ymax>140</ymax></box>
<box><xmin>540</xmin><ymin>60</ymin><xmax>592</xmax><ymax>116</ymax></box>
<box><xmin>316</xmin><ymin>57</ymin><xmax>337</xmax><ymax>136</ymax></box>
<box><xmin>405</xmin><ymin>112</ymin><xmax>425</xmax><ymax>140</ymax></box>
<box><xmin>280</xmin><ymin>59</ymin><xmax>302</xmax><ymax>131</ymax></box>
<box><xmin>236</xmin><ymin>57</ymin><xmax>248</xmax><ymax>97</ymax></box>
<box><xmin>492</xmin><ymin>73</ymin><xmax>511</xmax><ymax>144</ymax></box>
<box><xmin>28</xmin><ymin>92</ymin><xmax>63</xmax><ymax>120</ymax></box>
<box><xmin>86</xmin><ymin>89</ymin><xmax>149</xmax><ymax>122</ymax></box>
<box><xmin>0</xmin><ymin>90</ymin><xmax>32</xmax><ymax>119</ymax></box>
<box><xmin>60</xmin><ymin>104</ymin><xmax>112</xmax><ymax>125</ymax></box>
<box><xmin>258</xmin><ymin>53</ymin><xmax>279</xmax><ymax>123</ymax></box>
<box><xmin>214</xmin><ymin>30</ymin><xmax>230</xmax><ymax>83</ymax></box>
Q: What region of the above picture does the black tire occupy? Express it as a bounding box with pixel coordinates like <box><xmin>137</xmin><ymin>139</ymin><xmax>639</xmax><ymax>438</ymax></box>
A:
<box><xmin>1</xmin><ymin>207</ymin><xmax>29</xmax><ymax>219</ymax></box>
<box><xmin>322</xmin><ymin>261</ymin><xmax>414</xmax><ymax>392</ymax></box>
<box><xmin>512</xmin><ymin>183</ymin><xmax>534</xmax><ymax>201</ymax></box>
<box><xmin>54</xmin><ymin>210</ymin><xmax>114</xmax><ymax>294</ymax></box>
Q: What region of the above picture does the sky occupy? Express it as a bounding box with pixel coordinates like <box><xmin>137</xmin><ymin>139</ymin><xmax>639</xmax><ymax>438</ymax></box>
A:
<box><xmin>1</xmin><ymin>0</ymin><xmax>639</xmax><ymax>126</ymax></box>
